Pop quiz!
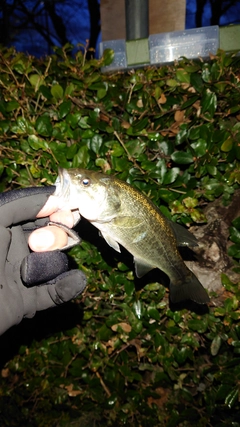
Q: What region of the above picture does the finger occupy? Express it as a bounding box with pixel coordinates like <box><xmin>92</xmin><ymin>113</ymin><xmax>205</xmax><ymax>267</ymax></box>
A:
<box><xmin>36</xmin><ymin>195</ymin><xmax>62</xmax><ymax>217</ymax></box>
<box><xmin>36</xmin><ymin>270</ymin><xmax>87</xmax><ymax>310</ymax></box>
<box><xmin>0</xmin><ymin>187</ymin><xmax>55</xmax><ymax>228</ymax></box>
<box><xmin>49</xmin><ymin>210</ymin><xmax>74</xmax><ymax>228</ymax></box>
<box><xmin>28</xmin><ymin>226</ymin><xmax>68</xmax><ymax>252</ymax></box>
<box><xmin>37</xmin><ymin>195</ymin><xmax>75</xmax><ymax>227</ymax></box>
<box><xmin>21</xmin><ymin>251</ymin><xmax>69</xmax><ymax>286</ymax></box>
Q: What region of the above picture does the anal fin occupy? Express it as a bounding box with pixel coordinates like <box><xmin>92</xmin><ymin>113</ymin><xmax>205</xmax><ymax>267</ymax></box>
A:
<box><xmin>134</xmin><ymin>257</ymin><xmax>154</xmax><ymax>278</ymax></box>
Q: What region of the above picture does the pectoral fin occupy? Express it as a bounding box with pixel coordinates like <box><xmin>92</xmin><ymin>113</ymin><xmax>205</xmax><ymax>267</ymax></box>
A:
<box><xmin>100</xmin><ymin>231</ymin><xmax>121</xmax><ymax>253</ymax></box>
<box><xmin>134</xmin><ymin>258</ymin><xmax>154</xmax><ymax>278</ymax></box>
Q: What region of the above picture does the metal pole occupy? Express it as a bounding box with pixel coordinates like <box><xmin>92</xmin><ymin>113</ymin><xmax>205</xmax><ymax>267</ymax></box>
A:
<box><xmin>125</xmin><ymin>0</ymin><xmax>149</xmax><ymax>41</ymax></box>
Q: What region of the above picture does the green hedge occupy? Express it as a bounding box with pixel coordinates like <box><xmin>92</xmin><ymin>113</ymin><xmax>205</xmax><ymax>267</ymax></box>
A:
<box><xmin>0</xmin><ymin>45</ymin><xmax>240</xmax><ymax>426</ymax></box>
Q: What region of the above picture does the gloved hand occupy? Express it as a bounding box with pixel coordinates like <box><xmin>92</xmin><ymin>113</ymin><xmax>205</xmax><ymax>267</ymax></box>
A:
<box><xmin>0</xmin><ymin>186</ymin><xmax>86</xmax><ymax>335</ymax></box>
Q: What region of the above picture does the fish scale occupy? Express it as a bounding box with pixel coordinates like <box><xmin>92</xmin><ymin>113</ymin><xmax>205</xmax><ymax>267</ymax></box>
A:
<box><xmin>94</xmin><ymin>178</ymin><xmax>190</xmax><ymax>281</ymax></box>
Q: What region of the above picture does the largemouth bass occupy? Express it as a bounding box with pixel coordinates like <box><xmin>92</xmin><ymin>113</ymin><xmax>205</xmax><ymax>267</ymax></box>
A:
<box><xmin>54</xmin><ymin>168</ymin><xmax>209</xmax><ymax>304</ymax></box>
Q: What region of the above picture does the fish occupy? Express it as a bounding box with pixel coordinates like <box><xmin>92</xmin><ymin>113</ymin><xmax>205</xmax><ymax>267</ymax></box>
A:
<box><xmin>54</xmin><ymin>168</ymin><xmax>210</xmax><ymax>304</ymax></box>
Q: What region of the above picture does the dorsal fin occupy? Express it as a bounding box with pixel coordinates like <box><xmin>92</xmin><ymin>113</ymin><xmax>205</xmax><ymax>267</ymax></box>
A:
<box><xmin>168</xmin><ymin>220</ymin><xmax>198</xmax><ymax>247</ymax></box>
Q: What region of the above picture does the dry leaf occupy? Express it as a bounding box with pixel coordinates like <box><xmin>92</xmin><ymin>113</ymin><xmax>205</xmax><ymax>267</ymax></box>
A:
<box><xmin>111</xmin><ymin>322</ymin><xmax>132</xmax><ymax>333</ymax></box>
<box><xmin>174</xmin><ymin>110</ymin><xmax>185</xmax><ymax>123</ymax></box>
<box><xmin>158</xmin><ymin>93</ymin><xmax>167</xmax><ymax>104</ymax></box>
<box><xmin>65</xmin><ymin>384</ymin><xmax>82</xmax><ymax>397</ymax></box>
<box><xmin>147</xmin><ymin>387</ymin><xmax>170</xmax><ymax>408</ymax></box>
<box><xmin>1</xmin><ymin>368</ymin><xmax>9</xmax><ymax>378</ymax></box>
<box><xmin>121</xmin><ymin>120</ymin><xmax>131</xmax><ymax>129</ymax></box>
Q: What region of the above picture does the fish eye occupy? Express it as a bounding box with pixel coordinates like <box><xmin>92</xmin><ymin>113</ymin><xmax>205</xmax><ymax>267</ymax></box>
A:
<box><xmin>82</xmin><ymin>177</ymin><xmax>90</xmax><ymax>186</ymax></box>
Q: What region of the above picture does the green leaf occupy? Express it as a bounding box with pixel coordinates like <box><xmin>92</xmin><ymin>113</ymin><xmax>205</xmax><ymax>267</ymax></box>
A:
<box><xmin>65</xmin><ymin>82</ymin><xmax>76</xmax><ymax>96</ymax></box>
<box><xmin>124</xmin><ymin>281</ymin><xmax>135</xmax><ymax>296</ymax></box>
<box><xmin>97</xmin><ymin>83</ymin><xmax>108</xmax><ymax>99</ymax></box>
<box><xmin>66</xmin><ymin>112</ymin><xmax>82</xmax><ymax>128</ymax></box>
<box><xmin>181</xmin><ymin>95</ymin><xmax>199</xmax><ymax>109</ymax></box>
<box><xmin>59</xmin><ymin>100</ymin><xmax>72</xmax><ymax>119</ymax></box>
<box><xmin>224</xmin><ymin>296</ymin><xmax>239</xmax><ymax>312</ymax></box>
<box><xmin>38</xmin><ymin>85</ymin><xmax>52</xmax><ymax>99</ymax></box>
<box><xmin>102</xmin><ymin>48</ymin><xmax>115</xmax><ymax>66</ymax></box>
<box><xmin>12</xmin><ymin>60</ymin><xmax>26</xmax><ymax>74</ymax></box>
<box><xmin>28</xmin><ymin>135</ymin><xmax>49</xmax><ymax>150</ymax></box>
<box><xmin>29</xmin><ymin>73</ymin><xmax>44</xmax><ymax>88</ymax></box>
<box><xmin>79</xmin><ymin>116</ymin><xmax>90</xmax><ymax>129</ymax></box>
<box><xmin>175</xmin><ymin>128</ymin><xmax>188</xmax><ymax>145</ymax></box>
<box><xmin>72</xmin><ymin>145</ymin><xmax>90</xmax><ymax>168</ymax></box>
<box><xmin>201</xmin><ymin>64</ymin><xmax>212</xmax><ymax>83</ymax></box>
<box><xmin>206</xmin><ymin>165</ymin><xmax>217</xmax><ymax>176</ymax></box>
<box><xmin>171</xmin><ymin>151</ymin><xmax>194</xmax><ymax>164</ymax></box>
<box><xmin>232</xmin><ymin>217</ymin><xmax>240</xmax><ymax>229</ymax></box>
<box><xmin>174</xmin><ymin>347</ymin><xmax>193</xmax><ymax>364</ymax></box>
<box><xmin>11</xmin><ymin>117</ymin><xmax>33</xmax><ymax>134</ymax></box>
<box><xmin>228</xmin><ymin>244</ymin><xmax>240</xmax><ymax>259</ymax></box>
<box><xmin>35</xmin><ymin>115</ymin><xmax>52</xmax><ymax>137</ymax></box>
<box><xmin>108</xmin><ymin>141</ymin><xmax>124</xmax><ymax>157</ymax></box>
<box><xmin>190</xmin><ymin>72</ymin><xmax>204</xmax><ymax>92</ymax></box>
<box><xmin>176</xmin><ymin>69</ymin><xmax>190</xmax><ymax>83</ymax></box>
<box><xmin>66</xmin><ymin>143</ymin><xmax>78</xmax><ymax>159</ymax></box>
<box><xmin>229</xmin><ymin>226</ymin><xmax>240</xmax><ymax>244</ymax></box>
<box><xmin>188</xmin><ymin>318</ymin><xmax>208</xmax><ymax>334</ymax></box>
<box><xmin>98</xmin><ymin>324</ymin><xmax>112</xmax><ymax>341</ymax></box>
<box><xmin>163</xmin><ymin>167</ymin><xmax>180</xmax><ymax>185</ymax></box>
<box><xmin>221</xmin><ymin>137</ymin><xmax>233</xmax><ymax>152</ymax></box>
<box><xmin>210</xmin><ymin>335</ymin><xmax>222</xmax><ymax>356</ymax></box>
<box><xmin>166</xmin><ymin>79</ymin><xmax>178</xmax><ymax>87</ymax></box>
<box><xmin>147</xmin><ymin>306</ymin><xmax>160</xmax><ymax>321</ymax></box>
<box><xmin>132</xmin><ymin>301</ymin><xmax>144</xmax><ymax>319</ymax></box>
<box><xmin>183</xmin><ymin>197</ymin><xmax>198</xmax><ymax>208</ymax></box>
<box><xmin>6</xmin><ymin>100</ymin><xmax>20</xmax><ymax>112</ymax></box>
<box><xmin>130</xmin><ymin>116</ymin><xmax>149</xmax><ymax>133</ymax></box>
<box><xmin>90</xmin><ymin>134</ymin><xmax>103</xmax><ymax>154</ymax></box>
<box><xmin>190</xmin><ymin>139</ymin><xmax>207</xmax><ymax>157</ymax></box>
<box><xmin>201</xmin><ymin>89</ymin><xmax>217</xmax><ymax>119</ymax></box>
<box><xmin>51</xmin><ymin>84</ymin><xmax>64</xmax><ymax>99</ymax></box>
<box><xmin>225</xmin><ymin>387</ymin><xmax>239</xmax><ymax>409</ymax></box>
<box><xmin>0</xmin><ymin>120</ymin><xmax>10</xmax><ymax>133</ymax></box>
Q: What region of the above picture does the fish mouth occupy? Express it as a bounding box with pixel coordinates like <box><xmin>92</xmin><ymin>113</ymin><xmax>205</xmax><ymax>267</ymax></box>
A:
<box><xmin>54</xmin><ymin>168</ymin><xmax>71</xmax><ymax>203</ymax></box>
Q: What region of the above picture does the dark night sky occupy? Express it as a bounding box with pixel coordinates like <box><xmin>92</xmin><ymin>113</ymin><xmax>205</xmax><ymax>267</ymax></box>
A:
<box><xmin>186</xmin><ymin>0</ymin><xmax>240</xmax><ymax>28</ymax></box>
<box><xmin>0</xmin><ymin>0</ymin><xmax>240</xmax><ymax>57</ymax></box>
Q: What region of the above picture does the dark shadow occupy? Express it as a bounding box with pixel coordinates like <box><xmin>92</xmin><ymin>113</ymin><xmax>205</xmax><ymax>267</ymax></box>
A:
<box><xmin>75</xmin><ymin>217</ymin><xmax>125</xmax><ymax>268</ymax></box>
<box><xmin>134</xmin><ymin>267</ymin><xmax>169</xmax><ymax>291</ymax></box>
<box><xmin>0</xmin><ymin>301</ymin><xmax>84</xmax><ymax>368</ymax></box>
<box><xmin>178</xmin><ymin>245</ymin><xmax>198</xmax><ymax>261</ymax></box>
<box><xmin>87</xmin><ymin>0</ymin><xmax>101</xmax><ymax>59</ymax></box>
<box><xmin>169</xmin><ymin>299</ymin><xmax>209</xmax><ymax>314</ymax></box>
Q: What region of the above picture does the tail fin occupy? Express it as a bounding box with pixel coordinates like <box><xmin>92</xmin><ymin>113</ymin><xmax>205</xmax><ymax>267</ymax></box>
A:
<box><xmin>169</xmin><ymin>272</ymin><xmax>210</xmax><ymax>304</ymax></box>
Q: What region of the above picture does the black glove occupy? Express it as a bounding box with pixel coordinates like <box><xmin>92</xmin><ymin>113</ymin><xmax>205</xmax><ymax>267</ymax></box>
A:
<box><xmin>0</xmin><ymin>186</ymin><xmax>86</xmax><ymax>335</ymax></box>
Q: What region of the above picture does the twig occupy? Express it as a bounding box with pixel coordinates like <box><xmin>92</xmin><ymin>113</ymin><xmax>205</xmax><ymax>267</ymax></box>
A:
<box><xmin>113</xmin><ymin>130</ymin><xmax>146</xmax><ymax>175</ymax></box>
<box><xmin>96</xmin><ymin>371</ymin><xmax>111</xmax><ymax>397</ymax></box>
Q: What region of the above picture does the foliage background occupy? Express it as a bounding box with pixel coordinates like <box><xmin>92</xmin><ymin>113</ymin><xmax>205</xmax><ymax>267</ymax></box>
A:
<box><xmin>0</xmin><ymin>45</ymin><xmax>240</xmax><ymax>426</ymax></box>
